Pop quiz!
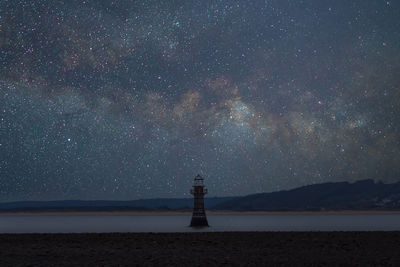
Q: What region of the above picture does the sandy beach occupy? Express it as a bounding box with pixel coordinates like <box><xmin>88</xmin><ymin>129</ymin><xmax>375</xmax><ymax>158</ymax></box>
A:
<box><xmin>1</xmin><ymin>232</ymin><xmax>399</xmax><ymax>266</ymax></box>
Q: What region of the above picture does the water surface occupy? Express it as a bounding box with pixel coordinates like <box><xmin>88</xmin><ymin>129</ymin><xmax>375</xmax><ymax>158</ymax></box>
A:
<box><xmin>0</xmin><ymin>214</ymin><xmax>399</xmax><ymax>233</ymax></box>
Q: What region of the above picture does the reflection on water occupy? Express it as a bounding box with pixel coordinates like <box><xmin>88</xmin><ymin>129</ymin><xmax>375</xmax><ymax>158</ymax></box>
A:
<box><xmin>0</xmin><ymin>214</ymin><xmax>400</xmax><ymax>233</ymax></box>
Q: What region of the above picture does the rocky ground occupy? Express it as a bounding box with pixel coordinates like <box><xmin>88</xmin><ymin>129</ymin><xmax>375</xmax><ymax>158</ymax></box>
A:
<box><xmin>1</xmin><ymin>232</ymin><xmax>400</xmax><ymax>266</ymax></box>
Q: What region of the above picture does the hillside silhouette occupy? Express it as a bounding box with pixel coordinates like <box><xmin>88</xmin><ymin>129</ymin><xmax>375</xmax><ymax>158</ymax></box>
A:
<box><xmin>1</xmin><ymin>180</ymin><xmax>399</xmax><ymax>212</ymax></box>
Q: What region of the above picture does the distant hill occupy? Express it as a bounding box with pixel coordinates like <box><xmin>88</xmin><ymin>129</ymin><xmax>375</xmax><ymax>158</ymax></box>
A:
<box><xmin>1</xmin><ymin>179</ymin><xmax>400</xmax><ymax>212</ymax></box>
<box><xmin>212</xmin><ymin>179</ymin><xmax>400</xmax><ymax>211</ymax></box>
<box><xmin>0</xmin><ymin>197</ymin><xmax>236</xmax><ymax>212</ymax></box>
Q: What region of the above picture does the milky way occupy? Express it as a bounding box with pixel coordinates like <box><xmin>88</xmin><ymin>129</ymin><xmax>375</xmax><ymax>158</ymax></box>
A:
<box><xmin>1</xmin><ymin>0</ymin><xmax>399</xmax><ymax>201</ymax></box>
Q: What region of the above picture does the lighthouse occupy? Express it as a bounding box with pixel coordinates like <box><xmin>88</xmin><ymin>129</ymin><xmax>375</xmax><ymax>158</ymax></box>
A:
<box><xmin>190</xmin><ymin>174</ymin><xmax>209</xmax><ymax>227</ymax></box>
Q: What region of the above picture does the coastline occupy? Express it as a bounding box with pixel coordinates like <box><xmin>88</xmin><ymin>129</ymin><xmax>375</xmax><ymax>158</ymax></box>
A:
<box><xmin>1</xmin><ymin>210</ymin><xmax>400</xmax><ymax>216</ymax></box>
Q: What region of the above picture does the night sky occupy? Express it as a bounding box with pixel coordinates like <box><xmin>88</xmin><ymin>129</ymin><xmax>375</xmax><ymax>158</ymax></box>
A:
<box><xmin>1</xmin><ymin>0</ymin><xmax>399</xmax><ymax>201</ymax></box>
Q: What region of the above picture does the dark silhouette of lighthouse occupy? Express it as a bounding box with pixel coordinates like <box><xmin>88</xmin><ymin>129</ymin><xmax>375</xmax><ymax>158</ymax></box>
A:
<box><xmin>190</xmin><ymin>174</ymin><xmax>209</xmax><ymax>227</ymax></box>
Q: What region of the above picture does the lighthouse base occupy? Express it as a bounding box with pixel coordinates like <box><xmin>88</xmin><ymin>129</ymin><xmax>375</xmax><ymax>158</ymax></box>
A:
<box><xmin>190</xmin><ymin>216</ymin><xmax>209</xmax><ymax>227</ymax></box>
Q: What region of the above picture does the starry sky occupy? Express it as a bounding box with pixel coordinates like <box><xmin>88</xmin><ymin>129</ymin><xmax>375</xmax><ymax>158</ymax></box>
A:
<box><xmin>1</xmin><ymin>0</ymin><xmax>400</xmax><ymax>201</ymax></box>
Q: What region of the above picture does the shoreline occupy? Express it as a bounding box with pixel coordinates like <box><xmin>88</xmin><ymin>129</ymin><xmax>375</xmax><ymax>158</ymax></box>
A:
<box><xmin>1</xmin><ymin>210</ymin><xmax>400</xmax><ymax>216</ymax></box>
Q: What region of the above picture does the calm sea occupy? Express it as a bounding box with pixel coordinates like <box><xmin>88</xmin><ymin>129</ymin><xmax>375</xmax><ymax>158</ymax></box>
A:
<box><xmin>0</xmin><ymin>214</ymin><xmax>399</xmax><ymax>233</ymax></box>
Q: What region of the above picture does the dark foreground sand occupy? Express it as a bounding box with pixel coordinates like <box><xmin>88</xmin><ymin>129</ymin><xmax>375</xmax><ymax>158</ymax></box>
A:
<box><xmin>1</xmin><ymin>232</ymin><xmax>400</xmax><ymax>266</ymax></box>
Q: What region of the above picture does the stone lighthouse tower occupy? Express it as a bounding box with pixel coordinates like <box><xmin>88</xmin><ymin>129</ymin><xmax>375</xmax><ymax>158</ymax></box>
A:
<box><xmin>190</xmin><ymin>174</ymin><xmax>209</xmax><ymax>227</ymax></box>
